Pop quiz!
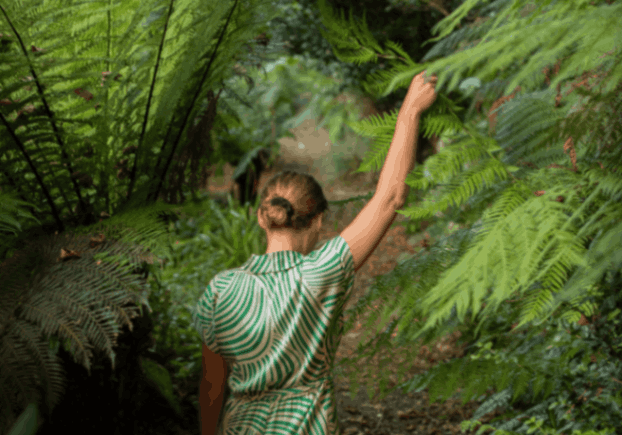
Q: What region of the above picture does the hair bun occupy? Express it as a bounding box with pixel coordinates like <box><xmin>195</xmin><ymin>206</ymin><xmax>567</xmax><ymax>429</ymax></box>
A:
<box><xmin>270</xmin><ymin>197</ymin><xmax>294</xmax><ymax>224</ymax></box>
<box><xmin>271</xmin><ymin>196</ymin><xmax>293</xmax><ymax>213</ymax></box>
<box><xmin>258</xmin><ymin>171</ymin><xmax>329</xmax><ymax>231</ymax></box>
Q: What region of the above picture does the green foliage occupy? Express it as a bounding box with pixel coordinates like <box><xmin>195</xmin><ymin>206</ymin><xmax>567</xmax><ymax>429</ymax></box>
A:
<box><xmin>263</xmin><ymin>0</ymin><xmax>406</xmax><ymax>100</ymax></box>
<box><xmin>6</xmin><ymin>403</ymin><xmax>38</xmax><ymax>435</ymax></box>
<box><xmin>144</xmin><ymin>191</ymin><xmax>268</xmax><ymax>383</ymax></box>
<box><xmin>3</xmin><ymin>0</ymin><xmax>622</xmax><ymax>433</ymax></box>
<box><xmin>140</xmin><ymin>358</ymin><xmax>183</xmax><ymax>418</ymax></box>
<box><xmin>461</xmin><ymin>418</ymin><xmax>616</xmax><ymax>435</ymax></box>
<box><xmin>0</xmin><ymin>197</ymin><xmax>186</xmax><ymax>434</ymax></box>
<box><xmin>0</xmin><ymin>0</ymin><xmax>287</xmax><ymax>431</ymax></box>
<box><xmin>213</xmin><ymin>53</ymin><xmax>379</xmax><ymax>169</ymax></box>
<box><xmin>0</xmin><ymin>0</ymin><xmax>286</xmax><ymax>230</ymax></box>
<box><xmin>314</xmin><ymin>0</ymin><xmax>622</xmax><ymax>432</ymax></box>
<box><xmin>315</xmin><ymin>0</ymin><xmax>384</xmax><ymax>67</ymax></box>
<box><xmin>265</xmin><ymin>0</ymin><xmax>472</xmax><ymax>110</ymax></box>
<box><xmin>346</xmin><ymin>93</ymin><xmax>465</xmax><ymax>174</ymax></box>
<box><xmin>0</xmin><ymin>192</ymin><xmax>41</xmax><ymax>237</ymax></box>
<box><xmin>383</xmin><ymin>268</ymin><xmax>622</xmax><ymax>434</ymax></box>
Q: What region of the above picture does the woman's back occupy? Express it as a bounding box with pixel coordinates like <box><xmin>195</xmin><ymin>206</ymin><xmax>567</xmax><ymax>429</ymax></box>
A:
<box><xmin>194</xmin><ymin>235</ymin><xmax>355</xmax><ymax>434</ymax></box>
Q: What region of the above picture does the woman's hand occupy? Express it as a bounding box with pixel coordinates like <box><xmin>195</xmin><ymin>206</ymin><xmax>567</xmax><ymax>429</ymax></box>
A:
<box><xmin>402</xmin><ymin>70</ymin><xmax>438</xmax><ymax>114</ymax></box>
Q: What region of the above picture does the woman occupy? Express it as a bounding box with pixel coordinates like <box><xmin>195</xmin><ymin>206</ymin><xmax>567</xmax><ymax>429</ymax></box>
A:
<box><xmin>194</xmin><ymin>70</ymin><xmax>438</xmax><ymax>435</ymax></box>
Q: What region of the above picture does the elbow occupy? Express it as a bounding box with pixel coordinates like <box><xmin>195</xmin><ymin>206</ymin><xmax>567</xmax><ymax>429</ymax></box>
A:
<box><xmin>392</xmin><ymin>197</ymin><xmax>405</xmax><ymax>210</ymax></box>
<box><xmin>391</xmin><ymin>195</ymin><xmax>406</xmax><ymax>210</ymax></box>
<box><xmin>393</xmin><ymin>185</ymin><xmax>410</xmax><ymax>209</ymax></box>
<box><xmin>377</xmin><ymin>188</ymin><xmax>405</xmax><ymax>210</ymax></box>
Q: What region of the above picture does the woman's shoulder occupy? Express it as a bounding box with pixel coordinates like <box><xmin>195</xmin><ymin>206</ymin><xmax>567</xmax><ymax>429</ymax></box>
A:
<box><xmin>304</xmin><ymin>234</ymin><xmax>354</xmax><ymax>273</ymax></box>
<box><xmin>309</xmin><ymin>234</ymin><xmax>351</xmax><ymax>258</ymax></box>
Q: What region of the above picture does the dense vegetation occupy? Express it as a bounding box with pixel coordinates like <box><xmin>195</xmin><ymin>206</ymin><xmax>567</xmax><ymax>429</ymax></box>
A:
<box><xmin>1</xmin><ymin>0</ymin><xmax>621</xmax><ymax>434</ymax></box>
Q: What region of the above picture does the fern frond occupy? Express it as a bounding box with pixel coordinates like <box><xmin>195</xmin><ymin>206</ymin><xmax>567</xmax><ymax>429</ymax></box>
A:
<box><xmin>383</xmin><ymin>40</ymin><xmax>416</xmax><ymax>68</ymax></box>
<box><xmin>349</xmin><ymin>94</ymin><xmax>465</xmax><ymax>175</ymax></box>
<box><xmin>0</xmin><ymin>198</ymin><xmax>180</xmax><ymax>433</ymax></box>
<box><xmin>400</xmin><ymin>156</ymin><xmax>511</xmax><ymax>222</ymax></box>
<box><xmin>345</xmin><ymin>108</ymin><xmax>398</xmax><ymax>139</ymax></box>
<box><xmin>546</xmin><ymin>221</ymin><xmax>622</xmax><ymax>322</ymax></box>
<box><xmin>477</xmin><ymin>179</ymin><xmax>533</xmax><ymax>238</ymax></box>
<box><xmin>585</xmin><ymin>171</ymin><xmax>622</xmax><ymax>201</ymax></box>
<box><xmin>494</xmin><ymin>90</ymin><xmax>563</xmax><ymax>151</ymax></box>
<box><xmin>345</xmin><ymin>110</ymin><xmax>397</xmax><ymax>173</ymax></box>
<box><xmin>359</xmin><ymin>61</ymin><xmax>421</xmax><ymax>98</ymax></box>
<box><xmin>0</xmin><ymin>321</ymin><xmax>55</xmax><ymax>434</ymax></box>
<box><xmin>421</xmin><ymin>16</ymin><xmax>488</xmax><ymax>62</ymax></box>
<box><xmin>421</xmin><ymin>94</ymin><xmax>465</xmax><ymax>138</ymax></box>
<box><xmin>315</xmin><ymin>0</ymin><xmax>383</xmax><ymax>66</ymax></box>
<box><xmin>408</xmin><ymin>189</ymin><xmax>588</xmax><ymax>339</ymax></box>
<box><xmin>518</xmin><ymin>286</ymin><xmax>557</xmax><ymax>328</ymax></box>
<box><xmin>422</xmin><ymin>2</ymin><xmax>622</xmax><ymax>97</ymax></box>
<box><xmin>0</xmin><ymin>192</ymin><xmax>42</xmax><ymax>236</ymax></box>
<box><xmin>556</xmin><ymin>283</ymin><xmax>602</xmax><ymax>324</ymax></box>
<box><xmin>471</xmin><ymin>387</ymin><xmax>513</xmax><ymax>420</ymax></box>
<box><xmin>424</xmin><ymin>0</ymin><xmax>485</xmax><ymax>47</ymax></box>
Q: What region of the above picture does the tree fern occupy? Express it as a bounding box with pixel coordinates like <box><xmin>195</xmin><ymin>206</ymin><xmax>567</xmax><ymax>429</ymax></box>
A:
<box><xmin>0</xmin><ymin>192</ymin><xmax>42</xmax><ymax>237</ymax></box>
<box><xmin>1</xmin><ymin>0</ymin><xmax>621</xmax><ymax>432</ymax></box>
<box><xmin>0</xmin><ymin>0</ymin><xmax>283</xmax><ymax>432</ymax></box>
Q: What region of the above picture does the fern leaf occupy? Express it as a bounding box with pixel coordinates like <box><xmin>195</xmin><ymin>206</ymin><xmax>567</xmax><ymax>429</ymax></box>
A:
<box><xmin>360</xmin><ymin>62</ymin><xmax>421</xmax><ymax>98</ymax></box>
<box><xmin>315</xmin><ymin>0</ymin><xmax>381</xmax><ymax>66</ymax></box>
<box><xmin>511</xmin><ymin>369</ymin><xmax>532</xmax><ymax>404</ymax></box>
<box><xmin>383</xmin><ymin>40</ymin><xmax>416</xmax><ymax>68</ymax></box>
<box><xmin>475</xmin><ymin>387</ymin><xmax>513</xmax><ymax>421</ymax></box>
<box><xmin>425</xmin><ymin>0</ymin><xmax>485</xmax><ymax>47</ymax></box>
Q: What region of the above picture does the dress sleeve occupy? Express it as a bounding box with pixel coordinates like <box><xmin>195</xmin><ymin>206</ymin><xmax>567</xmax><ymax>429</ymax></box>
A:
<box><xmin>302</xmin><ymin>234</ymin><xmax>355</xmax><ymax>292</ymax></box>
<box><xmin>192</xmin><ymin>277</ymin><xmax>220</xmax><ymax>354</ymax></box>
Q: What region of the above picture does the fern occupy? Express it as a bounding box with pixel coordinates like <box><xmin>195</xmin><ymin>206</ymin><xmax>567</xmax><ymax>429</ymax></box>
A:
<box><xmin>0</xmin><ymin>214</ymin><xmax>159</xmax><ymax>433</ymax></box>
<box><xmin>0</xmin><ymin>192</ymin><xmax>42</xmax><ymax>237</ymax></box>
<box><xmin>2</xmin><ymin>0</ymin><xmax>622</xmax><ymax>432</ymax></box>
<box><xmin>0</xmin><ymin>0</ymin><xmax>283</xmax><ymax>432</ymax></box>
<box><xmin>315</xmin><ymin>0</ymin><xmax>384</xmax><ymax>67</ymax></box>
<box><xmin>316</xmin><ymin>0</ymin><xmax>622</xmax><ymax>430</ymax></box>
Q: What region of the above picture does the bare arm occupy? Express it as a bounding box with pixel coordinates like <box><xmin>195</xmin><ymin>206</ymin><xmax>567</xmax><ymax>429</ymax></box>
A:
<box><xmin>375</xmin><ymin>71</ymin><xmax>437</xmax><ymax>206</ymax></box>
<box><xmin>375</xmin><ymin>110</ymin><xmax>421</xmax><ymax>207</ymax></box>
<box><xmin>199</xmin><ymin>378</ymin><xmax>225</xmax><ymax>435</ymax></box>
<box><xmin>200</xmin><ymin>344</ymin><xmax>228</xmax><ymax>435</ymax></box>
<box><xmin>342</xmin><ymin>72</ymin><xmax>437</xmax><ymax>272</ymax></box>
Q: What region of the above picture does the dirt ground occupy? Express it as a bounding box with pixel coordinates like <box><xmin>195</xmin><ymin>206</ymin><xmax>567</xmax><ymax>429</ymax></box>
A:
<box><xmin>202</xmin><ymin>96</ymin><xmax>502</xmax><ymax>434</ymax></box>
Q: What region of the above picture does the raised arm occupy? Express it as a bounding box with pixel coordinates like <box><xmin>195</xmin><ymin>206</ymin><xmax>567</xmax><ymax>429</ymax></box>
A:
<box><xmin>341</xmin><ymin>71</ymin><xmax>437</xmax><ymax>272</ymax></box>
<box><xmin>375</xmin><ymin>70</ymin><xmax>438</xmax><ymax>206</ymax></box>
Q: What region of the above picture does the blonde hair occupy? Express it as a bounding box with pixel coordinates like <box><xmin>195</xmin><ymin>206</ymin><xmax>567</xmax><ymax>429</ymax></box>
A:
<box><xmin>258</xmin><ymin>171</ymin><xmax>329</xmax><ymax>231</ymax></box>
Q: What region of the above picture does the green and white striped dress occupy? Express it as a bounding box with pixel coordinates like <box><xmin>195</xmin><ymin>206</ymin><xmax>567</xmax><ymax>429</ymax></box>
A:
<box><xmin>193</xmin><ymin>235</ymin><xmax>355</xmax><ymax>435</ymax></box>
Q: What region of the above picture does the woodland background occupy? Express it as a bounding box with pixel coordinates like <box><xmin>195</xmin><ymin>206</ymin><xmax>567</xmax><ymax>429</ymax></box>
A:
<box><xmin>0</xmin><ymin>0</ymin><xmax>621</xmax><ymax>434</ymax></box>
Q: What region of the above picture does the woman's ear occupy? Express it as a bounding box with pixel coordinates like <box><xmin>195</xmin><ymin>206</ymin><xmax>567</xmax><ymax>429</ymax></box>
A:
<box><xmin>257</xmin><ymin>207</ymin><xmax>267</xmax><ymax>230</ymax></box>
<box><xmin>315</xmin><ymin>212</ymin><xmax>323</xmax><ymax>230</ymax></box>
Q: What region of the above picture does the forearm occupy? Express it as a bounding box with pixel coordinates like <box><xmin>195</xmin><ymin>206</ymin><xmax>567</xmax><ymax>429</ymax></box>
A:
<box><xmin>375</xmin><ymin>109</ymin><xmax>421</xmax><ymax>207</ymax></box>
<box><xmin>199</xmin><ymin>379</ymin><xmax>225</xmax><ymax>435</ymax></box>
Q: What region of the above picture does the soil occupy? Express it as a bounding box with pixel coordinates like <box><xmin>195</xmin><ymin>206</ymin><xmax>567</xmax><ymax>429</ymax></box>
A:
<box><xmin>200</xmin><ymin>96</ymin><xmax>502</xmax><ymax>434</ymax></box>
